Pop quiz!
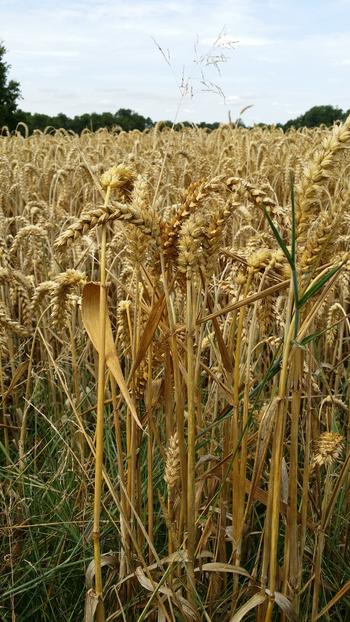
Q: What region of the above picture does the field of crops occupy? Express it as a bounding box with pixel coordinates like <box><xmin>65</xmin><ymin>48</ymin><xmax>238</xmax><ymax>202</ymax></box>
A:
<box><xmin>0</xmin><ymin>120</ymin><xmax>349</xmax><ymax>621</ymax></box>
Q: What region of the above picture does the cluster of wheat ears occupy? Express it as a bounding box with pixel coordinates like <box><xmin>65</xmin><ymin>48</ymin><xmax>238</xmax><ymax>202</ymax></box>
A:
<box><xmin>0</xmin><ymin>119</ymin><xmax>350</xmax><ymax>621</ymax></box>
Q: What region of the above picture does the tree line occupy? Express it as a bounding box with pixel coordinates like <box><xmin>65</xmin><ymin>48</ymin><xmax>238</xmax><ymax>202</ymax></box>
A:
<box><xmin>1</xmin><ymin>43</ymin><xmax>349</xmax><ymax>133</ymax></box>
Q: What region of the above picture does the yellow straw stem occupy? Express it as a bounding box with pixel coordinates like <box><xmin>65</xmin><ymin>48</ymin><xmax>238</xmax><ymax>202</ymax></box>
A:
<box><xmin>92</xmin><ymin>184</ymin><xmax>111</xmax><ymax>622</ymax></box>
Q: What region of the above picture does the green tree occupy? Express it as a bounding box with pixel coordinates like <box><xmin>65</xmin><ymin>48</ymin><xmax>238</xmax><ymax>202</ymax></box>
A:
<box><xmin>114</xmin><ymin>108</ymin><xmax>153</xmax><ymax>131</ymax></box>
<box><xmin>0</xmin><ymin>43</ymin><xmax>21</xmax><ymax>127</ymax></box>
<box><xmin>284</xmin><ymin>105</ymin><xmax>344</xmax><ymax>130</ymax></box>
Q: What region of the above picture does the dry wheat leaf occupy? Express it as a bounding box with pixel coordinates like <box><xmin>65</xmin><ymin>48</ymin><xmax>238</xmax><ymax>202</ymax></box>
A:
<box><xmin>135</xmin><ymin>566</ymin><xmax>173</xmax><ymax>597</ymax></box>
<box><xmin>196</xmin><ymin>454</ymin><xmax>220</xmax><ymax>467</ymax></box>
<box><xmin>174</xmin><ymin>595</ymin><xmax>199</xmax><ymax>621</ymax></box>
<box><xmin>81</xmin><ymin>282</ymin><xmax>142</xmax><ymax>429</ymax></box>
<box><xmin>135</xmin><ymin>567</ymin><xmax>198</xmax><ymax>620</ymax></box>
<box><xmin>229</xmin><ymin>592</ymin><xmax>266</xmax><ymax>622</ymax></box>
<box><xmin>130</xmin><ymin>292</ymin><xmax>166</xmax><ymax>376</ymax></box>
<box><xmin>198</xmin><ymin>280</ymin><xmax>289</xmax><ymax>324</ymax></box>
<box><xmin>239</xmin><ymin>104</ymin><xmax>254</xmax><ymax>116</ymax></box>
<box><xmin>145</xmin><ymin>377</ymin><xmax>163</xmax><ymax>409</ymax></box>
<box><xmin>265</xmin><ymin>590</ymin><xmax>298</xmax><ymax>621</ymax></box>
<box><xmin>146</xmin><ymin>550</ymin><xmax>189</xmax><ymax>569</ymax></box>
<box><xmin>195</xmin><ymin>562</ymin><xmax>252</xmax><ymax>578</ymax></box>
<box><xmin>3</xmin><ymin>360</ymin><xmax>29</xmax><ymax>401</ymax></box>
<box><xmin>114</xmin><ymin>550</ymin><xmax>189</xmax><ymax>590</ymax></box>
<box><xmin>85</xmin><ymin>551</ymin><xmax>119</xmax><ymax>588</ymax></box>
<box><xmin>84</xmin><ymin>588</ymin><xmax>99</xmax><ymax>622</ymax></box>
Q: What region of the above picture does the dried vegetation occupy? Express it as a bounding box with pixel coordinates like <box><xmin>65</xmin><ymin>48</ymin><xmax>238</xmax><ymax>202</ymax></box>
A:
<box><xmin>1</xmin><ymin>120</ymin><xmax>350</xmax><ymax>621</ymax></box>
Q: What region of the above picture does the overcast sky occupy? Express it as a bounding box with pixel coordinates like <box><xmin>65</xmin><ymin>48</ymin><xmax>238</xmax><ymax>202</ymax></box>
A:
<box><xmin>1</xmin><ymin>0</ymin><xmax>350</xmax><ymax>125</ymax></box>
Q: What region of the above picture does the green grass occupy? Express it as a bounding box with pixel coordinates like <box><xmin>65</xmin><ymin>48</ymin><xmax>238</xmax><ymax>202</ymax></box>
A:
<box><xmin>1</xmin><ymin>379</ymin><xmax>349</xmax><ymax>621</ymax></box>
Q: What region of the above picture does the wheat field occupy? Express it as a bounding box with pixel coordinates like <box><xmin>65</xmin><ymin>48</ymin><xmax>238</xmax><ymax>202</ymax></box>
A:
<box><xmin>0</xmin><ymin>120</ymin><xmax>349</xmax><ymax>621</ymax></box>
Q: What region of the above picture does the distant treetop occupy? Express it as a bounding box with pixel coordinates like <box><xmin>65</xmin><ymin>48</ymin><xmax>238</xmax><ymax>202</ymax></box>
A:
<box><xmin>0</xmin><ymin>42</ymin><xmax>21</xmax><ymax>128</ymax></box>
<box><xmin>283</xmin><ymin>105</ymin><xmax>348</xmax><ymax>130</ymax></box>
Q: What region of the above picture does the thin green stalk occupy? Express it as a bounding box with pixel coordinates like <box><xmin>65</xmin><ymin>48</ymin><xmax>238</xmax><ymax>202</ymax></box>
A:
<box><xmin>110</xmin><ymin>373</ymin><xmax>128</xmax><ymax>578</ymax></box>
<box><xmin>264</xmin><ymin>284</ymin><xmax>295</xmax><ymax>622</ymax></box>
<box><xmin>146</xmin><ymin>344</ymin><xmax>154</xmax><ymax>562</ymax></box>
